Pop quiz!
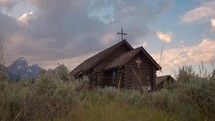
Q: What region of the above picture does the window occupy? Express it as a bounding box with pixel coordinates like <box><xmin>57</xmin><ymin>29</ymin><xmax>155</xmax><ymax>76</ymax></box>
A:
<box><xmin>112</xmin><ymin>70</ymin><xmax>117</xmax><ymax>84</ymax></box>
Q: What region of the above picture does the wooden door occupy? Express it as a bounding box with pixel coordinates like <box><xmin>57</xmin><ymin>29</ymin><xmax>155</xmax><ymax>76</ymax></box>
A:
<box><xmin>131</xmin><ymin>68</ymin><xmax>143</xmax><ymax>90</ymax></box>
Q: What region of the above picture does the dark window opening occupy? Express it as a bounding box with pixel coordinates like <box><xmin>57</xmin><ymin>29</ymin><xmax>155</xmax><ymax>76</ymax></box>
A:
<box><xmin>112</xmin><ymin>70</ymin><xmax>117</xmax><ymax>84</ymax></box>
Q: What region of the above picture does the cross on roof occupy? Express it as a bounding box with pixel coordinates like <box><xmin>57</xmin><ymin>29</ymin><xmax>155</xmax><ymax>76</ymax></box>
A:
<box><xmin>117</xmin><ymin>28</ymin><xmax>127</xmax><ymax>41</ymax></box>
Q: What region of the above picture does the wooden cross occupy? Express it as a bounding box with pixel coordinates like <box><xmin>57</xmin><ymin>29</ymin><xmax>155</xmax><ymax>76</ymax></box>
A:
<box><xmin>117</xmin><ymin>28</ymin><xmax>127</xmax><ymax>41</ymax></box>
<box><xmin>135</xmin><ymin>57</ymin><xmax>142</xmax><ymax>69</ymax></box>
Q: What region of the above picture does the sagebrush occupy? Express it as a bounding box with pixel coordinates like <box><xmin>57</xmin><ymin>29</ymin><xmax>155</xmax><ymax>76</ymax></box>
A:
<box><xmin>0</xmin><ymin>66</ymin><xmax>215</xmax><ymax>121</ymax></box>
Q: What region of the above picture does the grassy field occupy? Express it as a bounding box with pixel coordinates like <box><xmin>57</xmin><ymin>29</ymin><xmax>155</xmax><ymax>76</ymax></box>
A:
<box><xmin>0</xmin><ymin>66</ymin><xmax>215</xmax><ymax>121</ymax></box>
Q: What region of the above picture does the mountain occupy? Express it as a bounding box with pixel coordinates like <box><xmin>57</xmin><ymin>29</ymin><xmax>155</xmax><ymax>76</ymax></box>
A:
<box><xmin>6</xmin><ymin>57</ymin><xmax>29</xmax><ymax>76</ymax></box>
<box><xmin>6</xmin><ymin>57</ymin><xmax>42</xmax><ymax>81</ymax></box>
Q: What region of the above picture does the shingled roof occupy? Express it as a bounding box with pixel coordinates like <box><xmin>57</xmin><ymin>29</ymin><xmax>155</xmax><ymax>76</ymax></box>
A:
<box><xmin>70</xmin><ymin>40</ymin><xmax>133</xmax><ymax>76</ymax></box>
<box><xmin>156</xmin><ymin>75</ymin><xmax>176</xmax><ymax>85</ymax></box>
<box><xmin>104</xmin><ymin>46</ymin><xmax>162</xmax><ymax>70</ymax></box>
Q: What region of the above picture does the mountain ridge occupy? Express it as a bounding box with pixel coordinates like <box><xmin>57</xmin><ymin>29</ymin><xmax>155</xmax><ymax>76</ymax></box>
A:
<box><xmin>6</xmin><ymin>57</ymin><xmax>42</xmax><ymax>81</ymax></box>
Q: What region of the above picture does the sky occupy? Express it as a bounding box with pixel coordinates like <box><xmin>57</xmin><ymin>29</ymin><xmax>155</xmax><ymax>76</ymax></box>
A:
<box><xmin>0</xmin><ymin>0</ymin><xmax>215</xmax><ymax>76</ymax></box>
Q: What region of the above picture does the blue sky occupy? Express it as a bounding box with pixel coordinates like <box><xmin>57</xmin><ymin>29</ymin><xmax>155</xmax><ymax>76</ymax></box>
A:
<box><xmin>0</xmin><ymin>0</ymin><xmax>215</xmax><ymax>76</ymax></box>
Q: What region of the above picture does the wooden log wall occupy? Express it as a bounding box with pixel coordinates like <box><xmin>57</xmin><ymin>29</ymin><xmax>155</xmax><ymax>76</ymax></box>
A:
<box><xmin>123</xmin><ymin>63</ymin><xmax>131</xmax><ymax>89</ymax></box>
<box><xmin>100</xmin><ymin>71</ymin><xmax>113</xmax><ymax>87</ymax></box>
<box><xmin>123</xmin><ymin>52</ymin><xmax>156</xmax><ymax>91</ymax></box>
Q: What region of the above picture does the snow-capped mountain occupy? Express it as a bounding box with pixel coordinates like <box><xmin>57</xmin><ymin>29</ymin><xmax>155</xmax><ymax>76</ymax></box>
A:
<box><xmin>7</xmin><ymin>57</ymin><xmax>29</xmax><ymax>76</ymax></box>
<box><xmin>6</xmin><ymin>57</ymin><xmax>42</xmax><ymax>80</ymax></box>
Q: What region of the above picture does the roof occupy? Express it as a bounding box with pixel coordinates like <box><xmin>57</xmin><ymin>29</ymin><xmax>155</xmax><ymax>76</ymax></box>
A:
<box><xmin>156</xmin><ymin>75</ymin><xmax>175</xmax><ymax>85</ymax></box>
<box><xmin>70</xmin><ymin>40</ymin><xmax>133</xmax><ymax>75</ymax></box>
<box><xmin>104</xmin><ymin>46</ymin><xmax>162</xmax><ymax>70</ymax></box>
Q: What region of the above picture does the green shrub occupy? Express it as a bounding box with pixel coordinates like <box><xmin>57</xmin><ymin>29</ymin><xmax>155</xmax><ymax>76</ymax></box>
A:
<box><xmin>178</xmin><ymin>78</ymin><xmax>215</xmax><ymax>120</ymax></box>
<box><xmin>151</xmin><ymin>89</ymin><xmax>178</xmax><ymax>112</ymax></box>
<box><xmin>1</xmin><ymin>66</ymin><xmax>215</xmax><ymax>121</ymax></box>
<box><xmin>176</xmin><ymin>66</ymin><xmax>197</xmax><ymax>83</ymax></box>
<box><xmin>0</xmin><ymin>72</ymin><xmax>78</xmax><ymax>121</ymax></box>
<box><xmin>120</xmin><ymin>90</ymin><xmax>145</xmax><ymax>108</ymax></box>
<box><xmin>175</xmin><ymin>67</ymin><xmax>215</xmax><ymax>120</ymax></box>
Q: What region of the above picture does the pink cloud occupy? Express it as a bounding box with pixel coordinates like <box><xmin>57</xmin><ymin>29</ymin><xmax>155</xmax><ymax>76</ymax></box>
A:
<box><xmin>181</xmin><ymin>1</ymin><xmax>215</xmax><ymax>24</ymax></box>
<box><xmin>18</xmin><ymin>11</ymin><xmax>34</xmax><ymax>25</ymax></box>
<box><xmin>142</xmin><ymin>41</ymin><xmax>148</xmax><ymax>48</ymax></box>
<box><xmin>101</xmin><ymin>32</ymin><xmax>116</xmax><ymax>44</ymax></box>
<box><xmin>152</xmin><ymin>38</ymin><xmax>215</xmax><ymax>68</ymax></box>
<box><xmin>156</xmin><ymin>31</ymin><xmax>173</xmax><ymax>43</ymax></box>
<box><xmin>211</xmin><ymin>18</ymin><xmax>215</xmax><ymax>31</ymax></box>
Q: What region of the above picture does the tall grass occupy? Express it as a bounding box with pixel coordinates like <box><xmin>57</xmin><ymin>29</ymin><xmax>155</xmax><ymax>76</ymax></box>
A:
<box><xmin>0</xmin><ymin>66</ymin><xmax>215</xmax><ymax>121</ymax></box>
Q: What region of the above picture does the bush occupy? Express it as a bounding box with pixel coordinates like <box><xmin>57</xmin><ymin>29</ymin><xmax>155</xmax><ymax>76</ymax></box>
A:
<box><xmin>0</xmin><ymin>72</ymin><xmax>78</xmax><ymax>121</ymax></box>
<box><xmin>178</xmin><ymin>78</ymin><xmax>215</xmax><ymax>120</ymax></box>
<box><xmin>176</xmin><ymin>67</ymin><xmax>215</xmax><ymax>120</ymax></box>
<box><xmin>151</xmin><ymin>89</ymin><xmax>178</xmax><ymax>112</ymax></box>
<box><xmin>176</xmin><ymin>66</ymin><xmax>197</xmax><ymax>83</ymax></box>
<box><xmin>1</xmin><ymin>66</ymin><xmax>215</xmax><ymax>121</ymax></box>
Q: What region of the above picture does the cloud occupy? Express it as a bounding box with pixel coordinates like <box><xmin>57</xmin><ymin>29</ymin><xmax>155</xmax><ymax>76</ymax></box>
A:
<box><xmin>18</xmin><ymin>11</ymin><xmax>34</xmax><ymax>25</ymax></box>
<box><xmin>142</xmin><ymin>41</ymin><xmax>148</xmax><ymax>48</ymax></box>
<box><xmin>181</xmin><ymin>1</ymin><xmax>215</xmax><ymax>24</ymax></box>
<box><xmin>27</xmin><ymin>51</ymin><xmax>97</xmax><ymax>70</ymax></box>
<box><xmin>179</xmin><ymin>40</ymin><xmax>184</xmax><ymax>48</ymax></box>
<box><xmin>0</xmin><ymin>0</ymin><xmax>18</xmax><ymax>12</ymax></box>
<box><xmin>0</xmin><ymin>12</ymin><xmax>20</xmax><ymax>37</ymax></box>
<box><xmin>156</xmin><ymin>31</ymin><xmax>173</xmax><ymax>43</ymax></box>
<box><xmin>101</xmin><ymin>32</ymin><xmax>116</xmax><ymax>44</ymax></box>
<box><xmin>0</xmin><ymin>0</ymin><xmax>173</xmax><ymax>69</ymax></box>
<box><xmin>152</xmin><ymin>38</ymin><xmax>215</xmax><ymax>68</ymax></box>
<box><xmin>0</xmin><ymin>0</ymin><xmax>11</xmax><ymax>4</ymax></box>
<box><xmin>211</xmin><ymin>18</ymin><xmax>215</xmax><ymax>31</ymax></box>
